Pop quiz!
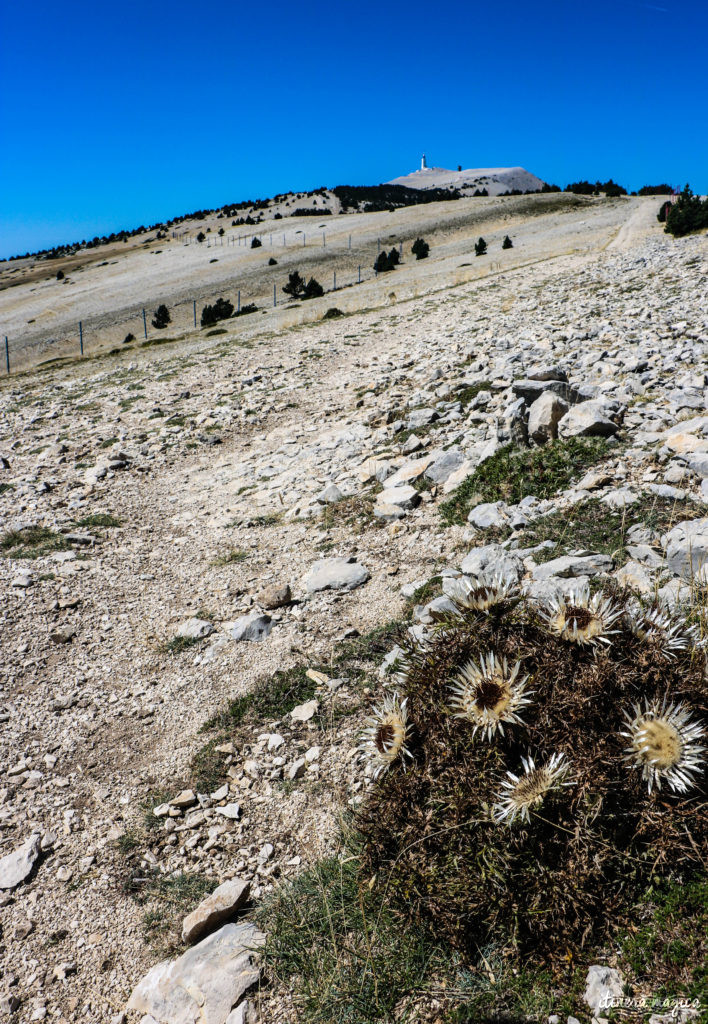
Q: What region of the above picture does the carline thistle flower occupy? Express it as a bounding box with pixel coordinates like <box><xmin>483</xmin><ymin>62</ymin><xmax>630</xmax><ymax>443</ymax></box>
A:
<box><xmin>449</xmin><ymin>652</ymin><xmax>532</xmax><ymax>741</ymax></box>
<box><xmin>494</xmin><ymin>752</ymin><xmax>575</xmax><ymax>824</ymax></box>
<box><xmin>445</xmin><ymin>571</ymin><xmax>521</xmax><ymax>614</ymax></box>
<box><xmin>359</xmin><ymin>693</ymin><xmax>413</xmax><ymax>779</ymax></box>
<box><xmin>621</xmin><ymin>698</ymin><xmax>706</xmax><ymax>794</ymax></box>
<box><xmin>627</xmin><ymin>603</ymin><xmax>699</xmax><ymax>660</ymax></box>
<box><xmin>540</xmin><ymin>583</ymin><xmax>621</xmax><ymax>645</ymax></box>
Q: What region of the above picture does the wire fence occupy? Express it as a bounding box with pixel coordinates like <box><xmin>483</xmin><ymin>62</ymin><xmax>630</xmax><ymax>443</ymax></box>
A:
<box><xmin>2</xmin><ymin>231</ymin><xmax>411</xmax><ymax>374</ymax></box>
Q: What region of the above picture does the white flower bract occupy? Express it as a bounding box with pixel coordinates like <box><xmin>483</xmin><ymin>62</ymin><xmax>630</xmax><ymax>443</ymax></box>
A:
<box><xmin>493</xmin><ymin>752</ymin><xmax>575</xmax><ymax>824</ymax></box>
<box><xmin>445</xmin><ymin>571</ymin><xmax>521</xmax><ymax>614</ymax></box>
<box><xmin>359</xmin><ymin>692</ymin><xmax>413</xmax><ymax>778</ymax></box>
<box><xmin>449</xmin><ymin>652</ymin><xmax>532</xmax><ymax>741</ymax></box>
<box><xmin>621</xmin><ymin>698</ymin><xmax>706</xmax><ymax>794</ymax></box>
<box><xmin>627</xmin><ymin>604</ymin><xmax>698</xmax><ymax>660</ymax></box>
<box><xmin>540</xmin><ymin>584</ymin><xmax>621</xmax><ymax>645</ymax></box>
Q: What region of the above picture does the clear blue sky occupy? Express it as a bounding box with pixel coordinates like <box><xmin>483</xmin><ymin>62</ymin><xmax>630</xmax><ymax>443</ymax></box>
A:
<box><xmin>1</xmin><ymin>0</ymin><xmax>706</xmax><ymax>259</ymax></box>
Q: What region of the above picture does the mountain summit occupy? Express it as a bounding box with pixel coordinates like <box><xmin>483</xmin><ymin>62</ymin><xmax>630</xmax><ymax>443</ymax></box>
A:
<box><xmin>388</xmin><ymin>162</ymin><xmax>546</xmax><ymax>195</ymax></box>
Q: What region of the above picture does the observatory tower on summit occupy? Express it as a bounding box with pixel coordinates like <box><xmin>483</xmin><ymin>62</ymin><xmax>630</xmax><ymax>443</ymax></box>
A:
<box><xmin>421</xmin><ymin>153</ymin><xmax>427</xmax><ymax>170</ymax></box>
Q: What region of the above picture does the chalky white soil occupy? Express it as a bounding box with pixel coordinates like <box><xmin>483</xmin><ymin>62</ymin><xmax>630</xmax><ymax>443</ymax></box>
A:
<box><xmin>1</xmin><ymin>194</ymin><xmax>707</xmax><ymax>1023</ymax></box>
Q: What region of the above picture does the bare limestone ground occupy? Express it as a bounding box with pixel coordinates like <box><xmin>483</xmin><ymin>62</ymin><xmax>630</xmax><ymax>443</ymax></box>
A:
<box><xmin>1</xmin><ymin>198</ymin><xmax>706</xmax><ymax>1022</ymax></box>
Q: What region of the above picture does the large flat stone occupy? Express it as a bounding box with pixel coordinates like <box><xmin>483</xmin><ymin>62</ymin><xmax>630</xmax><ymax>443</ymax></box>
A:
<box><xmin>460</xmin><ymin>544</ymin><xmax>524</xmax><ymax>581</ymax></box>
<box><xmin>230</xmin><ymin>614</ymin><xmax>272</xmax><ymax>643</ymax></box>
<box><xmin>0</xmin><ymin>833</ymin><xmax>41</xmax><ymax>890</ymax></box>
<box><xmin>665</xmin><ymin>517</ymin><xmax>708</xmax><ymax>578</ymax></box>
<box><xmin>182</xmin><ymin>879</ymin><xmax>251</xmax><ymax>945</ymax></box>
<box><xmin>127</xmin><ymin>921</ymin><xmax>264</xmax><ymax>1024</ymax></box>
<box><xmin>305</xmin><ymin>557</ymin><xmax>369</xmax><ymax>594</ymax></box>
<box><xmin>532</xmin><ymin>553</ymin><xmax>613</xmax><ymax>580</ymax></box>
<box><xmin>528</xmin><ymin>391</ymin><xmax>569</xmax><ymax>444</ymax></box>
<box><xmin>558</xmin><ymin>400</ymin><xmax>620</xmax><ymax>438</ymax></box>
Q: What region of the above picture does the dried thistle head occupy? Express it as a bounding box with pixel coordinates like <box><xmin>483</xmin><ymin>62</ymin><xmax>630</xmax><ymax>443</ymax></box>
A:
<box><xmin>449</xmin><ymin>652</ymin><xmax>532</xmax><ymax>741</ymax></box>
<box><xmin>621</xmin><ymin>697</ymin><xmax>706</xmax><ymax>794</ymax></box>
<box><xmin>540</xmin><ymin>584</ymin><xmax>621</xmax><ymax>645</ymax></box>
<box><xmin>359</xmin><ymin>693</ymin><xmax>412</xmax><ymax>778</ymax></box>
<box><xmin>445</xmin><ymin>571</ymin><xmax>521</xmax><ymax>614</ymax></box>
<box><xmin>494</xmin><ymin>752</ymin><xmax>575</xmax><ymax>824</ymax></box>
<box><xmin>626</xmin><ymin>603</ymin><xmax>699</xmax><ymax>660</ymax></box>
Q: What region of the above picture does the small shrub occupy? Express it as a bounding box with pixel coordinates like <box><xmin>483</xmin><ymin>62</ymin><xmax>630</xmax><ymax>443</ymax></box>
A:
<box><xmin>474</xmin><ymin>237</ymin><xmax>487</xmax><ymax>256</ymax></box>
<box><xmin>124</xmin><ymin>333</ymin><xmax>135</xmax><ymax>344</ymax></box>
<box><xmin>233</xmin><ymin>302</ymin><xmax>258</xmax><ymax>317</ymax></box>
<box><xmin>56</xmin><ymin>269</ymin><xmax>64</xmax><ymax>280</ymax></box>
<box><xmin>151</xmin><ymin>304</ymin><xmax>171</xmax><ymax>330</ymax></box>
<box><xmin>251</xmin><ymin>237</ymin><xmax>262</xmax><ymax>248</ymax></box>
<box><xmin>358</xmin><ymin>589</ymin><xmax>708</xmax><ymax>957</ymax></box>
<box><xmin>411</xmin><ymin>237</ymin><xmax>429</xmax><ymax>260</ymax></box>
<box><xmin>502</xmin><ymin>235</ymin><xmax>513</xmax><ymax>249</ymax></box>
<box><xmin>322</xmin><ymin>307</ymin><xmax>343</xmax><ymax>320</ymax></box>
<box><xmin>268</xmin><ymin>257</ymin><xmax>278</xmax><ymax>265</ymax></box>
<box><xmin>196</xmin><ymin>231</ymin><xmax>206</xmax><ymax>243</ymax></box>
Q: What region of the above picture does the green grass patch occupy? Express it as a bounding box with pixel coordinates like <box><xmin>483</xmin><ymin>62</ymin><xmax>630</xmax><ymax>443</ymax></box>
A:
<box><xmin>72</xmin><ymin>513</ymin><xmax>122</xmax><ymax>529</ymax></box>
<box><xmin>205</xmin><ymin>328</ymin><xmax>228</xmax><ymax>336</ymax></box>
<box><xmin>455</xmin><ymin>382</ymin><xmax>490</xmax><ymax>408</ymax></box>
<box><xmin>618</xmin><ymin>873</ymin><xmax>708</xmax><ymax>1010</ymax></box>
<box><xmin>0</xmin><ymin>483</ymin><xmax>14</xmax><ymax>494</ymax></box>
<box><xmin>210</xmin><ymin>549</ymin><xmax>248</xmax><ymax>567</ymax></box>
<box><xmin>440</xmin><ymin>438</ymin><xmax>612</xmax><ymax>526</ymax></box>
<box><xmin>259</xmin><ymin>852</ymin><xmax>456</xmax><ymax>1024</ymax></box>
<box><xmin>0</xmin><ymin>526</ymin><xmax>72</xmax><ymax>559</ymax></box>
<box><xmin>521</xmin><ymin>494</ymin><xmax>702</xmax><ymax>565</ymax></box>
<box><xmin>99</xmin><ymin>436</ymin><xmax>118</xmax><ymax>448</ymax></box>
<box><xmin>162</xmin><ymin>635</ymin><xmax>205</xmax><ymax>655</ymax></box>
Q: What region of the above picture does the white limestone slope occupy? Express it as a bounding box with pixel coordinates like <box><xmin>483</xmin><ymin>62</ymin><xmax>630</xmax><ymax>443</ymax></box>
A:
<box><xmin>388</xmin><ymin>164</ymin><xmax>547</xmax><ymax>195</ymax></box>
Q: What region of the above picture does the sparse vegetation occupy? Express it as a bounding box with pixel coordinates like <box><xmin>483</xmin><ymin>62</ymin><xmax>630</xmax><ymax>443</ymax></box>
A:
<box><xmin>474</xmin><ymin>237</ymin><xmax>487</xmax><ymax>256</ymax></box>
<box><xmin>0</xmin><ymin>526</ymin><xmax>73</xmax><ymax>559</ymax></box>
<box><xmin>440</xmin><ymin>438</ymin><xmax>612</xmax><ymax>525</ymax></box>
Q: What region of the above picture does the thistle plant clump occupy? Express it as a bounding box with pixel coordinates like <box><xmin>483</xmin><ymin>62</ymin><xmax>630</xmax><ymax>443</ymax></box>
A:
<box><xmin>356</xmin><ymin>579</ymin><xmax>708</xmax><ymax>957</ymax></box>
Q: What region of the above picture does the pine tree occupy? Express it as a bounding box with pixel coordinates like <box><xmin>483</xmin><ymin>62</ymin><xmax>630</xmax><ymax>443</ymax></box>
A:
<box><xmin>411</xmin><ymin>237</ymin><xmax>429</xmax><ymax>260</ymax></box>
<box><xmin>502</xmin><ymin>235</ymin><xmax>513</xmax><ymax>249</ymax></box>
<box><xmin>151</xmin><ymin>304</ymin><xmax>171</xmax><ymax>329</ymax></box>
<box><xmin>475</xmin><ymin>237</ymin><xmax>487</xmax><ymax>256</ymax></box>
<box><xmin>283</xmin><ymin>271</ymin><xmax>306</xmax><ymax>299</ymax></box>
<box><xmin>374</xmin><ymin>252</ymin><xmax>392</xmax><ymax>273</ymax></box>
<box><xmin>251</xmin><ymin>237</ymin><xmax>262</xmax><ymax>248</ymax></box>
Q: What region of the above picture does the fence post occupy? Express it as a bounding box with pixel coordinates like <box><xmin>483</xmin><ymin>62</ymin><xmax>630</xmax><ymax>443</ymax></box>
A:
<box><xmin>358</xmin><ymin>265</ymin><xmax>361</xmax><ymax>284</ymax></box>
<box><xmin>4</xmin><ymin>336</ymin><xmax>9</xmax><ymax>374</ymax></box>
<box><xmin>273</xmin><ymin>284</ymin><xmax>276</xmax><ymax>308</ymax></box>
<box><xmin>142</xmin><ymin>309</ymin><xmax>147</xmax><ymax>339</ymax></box>
<box><xmin>348</xmin><ymin>234</ymin><xmax>351</xmax><ymax>249</ymax></box>
<box><xmin>193</xmin><ymin>300</ymin><xmax>197</xmax><ymax>328</ymax></box>
<box><xmin>79</xmin><ymin>321</ymin><xmax>83</xmax><ymax>356</ymax></box>
<box><xmin>333</xmin><ymin>271</ymin><xmax>336</xmax><ymax>290</ymax></box>
<box><xmin>322</xmin><ymin>231</ymin><xmax>325</xmax><ymax>247</ymax></box>
<box><xmin>377</xmin><ymin>238</ymin><xmax>380</xmax><ymax>254</ymax></box>
<box><xmin>283</xmin><ymin>233</ymin><xmax>285</xmax><ymax>246</ymax></box>
<box><xmin>238</xmin><ymin>290</ymin><xmax>241</xmax><ymax>313</ymax></box>
<box><xmin>303</xmin><ymin>234</ymin><xmax>306</xmax><ymax>246</ymax></box>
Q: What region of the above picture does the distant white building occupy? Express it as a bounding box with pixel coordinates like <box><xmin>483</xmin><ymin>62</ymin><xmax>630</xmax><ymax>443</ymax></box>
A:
<box><xmin>421</xmin><ymin>153</ymin><xmax>427</xmax><ymax>170</ymax></box>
